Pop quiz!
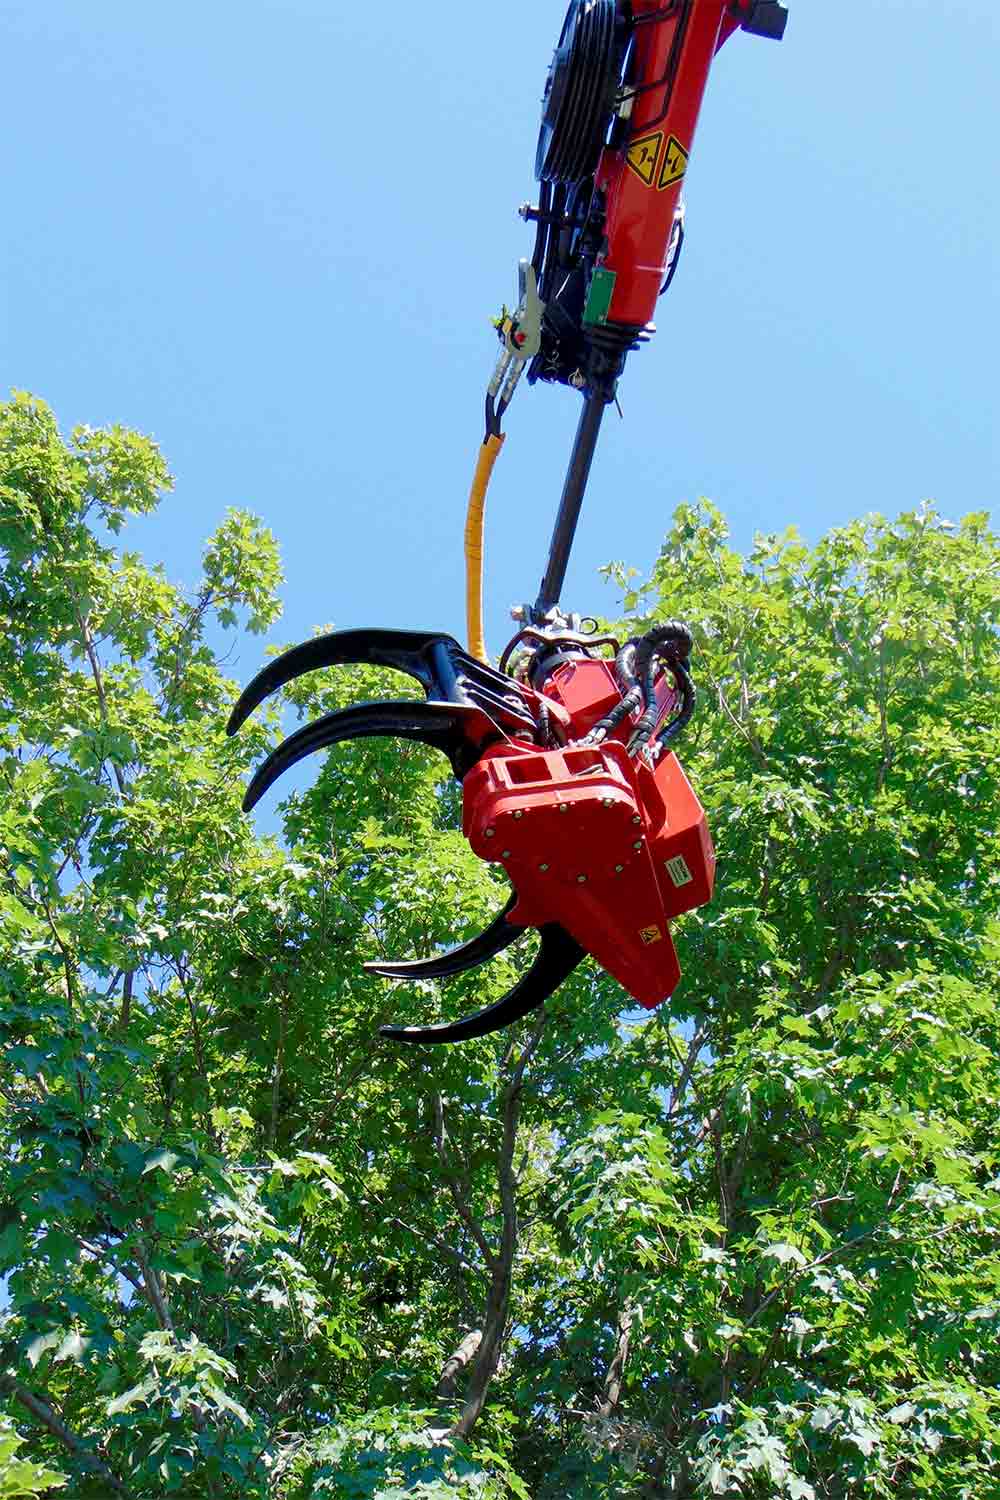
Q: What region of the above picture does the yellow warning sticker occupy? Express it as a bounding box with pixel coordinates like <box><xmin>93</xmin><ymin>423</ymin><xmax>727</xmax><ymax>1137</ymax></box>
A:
<box><xmin>626</xmin><ymin>132</ymin><xmax>662</xmax><ymax>188</ymax></box>
<box><xmin>639</xmin><ymin>925</ymin><xmax>663</xmax><ymax>946</ymax></box>
<box><xmin>658</xmin><ymin>135</ymin><xmax>689</xmax><ymax>190</ymax></box>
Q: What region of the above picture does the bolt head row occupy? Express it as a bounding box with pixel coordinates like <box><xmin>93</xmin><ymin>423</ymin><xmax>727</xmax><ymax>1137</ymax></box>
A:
<box><xmin>489</xmin><ymin>802</ymin><xmax>637</xmax><ymax>822</ymax></box>
<box><xmin>503</xmin><ymin>861</ymin><xmax>633</xmax><ymax>877</ymax></box>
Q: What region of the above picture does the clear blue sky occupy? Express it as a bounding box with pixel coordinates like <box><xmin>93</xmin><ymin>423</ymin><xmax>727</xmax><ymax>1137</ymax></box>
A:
<box><xmin>3</xmin><ymin>0</ymin><xmax>997</xmax><ymax>661</ymax></box>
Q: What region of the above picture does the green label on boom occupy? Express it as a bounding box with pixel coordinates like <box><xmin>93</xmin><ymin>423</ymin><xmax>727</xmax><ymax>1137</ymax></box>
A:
<box><xmin>583</xmin><ymin>268</ymin><xmax>617</xmax><ymax>327</ymax></box>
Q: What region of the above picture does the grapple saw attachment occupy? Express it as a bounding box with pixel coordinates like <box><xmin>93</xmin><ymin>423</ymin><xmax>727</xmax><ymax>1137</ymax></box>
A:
<box><xmin>228</xmin><ymin>620</ymin><xmax>715</xmax><ymax>1044</ymax></box>
<box><xmin>223</xmin><ymin>0</ymin><xmax>792</xmax><ymax>1043</ymax></box>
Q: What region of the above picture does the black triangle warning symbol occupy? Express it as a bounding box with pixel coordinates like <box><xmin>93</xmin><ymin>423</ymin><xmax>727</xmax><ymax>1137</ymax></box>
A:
<box><xmin>625</xmin><ymin>132</ymin><xmax>662</xmax><ymax>188</ymax></box>
<box><xmin>659</xmin><ymin>135</ymin><xmax>689</xmax><ymax>190</ymax></box>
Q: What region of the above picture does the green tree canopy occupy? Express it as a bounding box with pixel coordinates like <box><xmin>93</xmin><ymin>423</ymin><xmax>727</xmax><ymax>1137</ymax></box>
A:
<box><xmin>2</xmin><ymin>393</ymin><xmax>999</xmax><ymax>1497</ymax></box>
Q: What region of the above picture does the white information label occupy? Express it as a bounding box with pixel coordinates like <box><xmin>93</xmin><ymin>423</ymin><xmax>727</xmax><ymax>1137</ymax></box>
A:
<box><xmin>665</xmin><ymin>855</ymin><xmax>693</xmax><ymax>888</ymax></box>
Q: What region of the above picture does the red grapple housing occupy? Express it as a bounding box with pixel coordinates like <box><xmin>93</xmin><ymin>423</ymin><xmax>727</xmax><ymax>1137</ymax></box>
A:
<box><xmin>461</xmin><ymin>658</ymin><xmax>714</xmax><ymax>1009</ymax></box>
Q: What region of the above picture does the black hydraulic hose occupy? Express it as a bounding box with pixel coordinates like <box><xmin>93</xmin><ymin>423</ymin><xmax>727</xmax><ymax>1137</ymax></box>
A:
<box><xmin>584</xmin><ymin>682</ymin><xmax>643</xmax><ymax>745</ymax></box>
<box><xmin>531</xmin><ymin>180</ymin><xmax>552</xmax><ymax>279</ymax></box>
<box><xmin>633</xmin><ymin>621</ymin><xmax>693</xmax><ymax>678</ymax></box>
<box><xmin>540</xmin><ymin>183</ymin><xmax>568</xmax><ymax>300</ymax></box>
<box><xmin>583</xmin><ymin>642</ymin><xmax>637</xmax><ymax>744</ymax></box>
<box><xmin>537</xmin><ymin>698</ymin><xmax>554</xmax><ymax>749</ymax></box>
<box><xmin>660</xmin><ymin>218</ymin><xmax>685</xmax><ymax>295</ymax></box>
<box><xmin>626</xmin><ymin>657</ymin><xmax>660</xmax><ymax>752</ymax></box>
<box><xmin>652</xmin><ymin>656</ymin><xmax>695</xmax><ymax>748</ymax></box>
<box><xmin>626</xmin><ymin>622</ymin><xmax>694</xmax><ymax>754</ymax></box>
<box><xmin>584</xmin><ymin>623</ymin><xmax>695</xmax><ymax>750</ymax></box>
<box><xmin>614</xmin><ymin>640</ymin><xmax>638</xmax><ymax>692</ymax></box>
<box><xmin>624</xmin><ymin>0</ymin><xmax>692</xmax><ymax>131</ymax></box>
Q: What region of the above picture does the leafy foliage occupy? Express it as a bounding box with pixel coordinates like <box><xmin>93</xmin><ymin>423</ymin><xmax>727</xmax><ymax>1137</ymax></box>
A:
<box><xmin>2</xmin><ymin>397</ymin><xmax>999</xmax><ymax>1497</ymax></box>
<box><xmin>0</xmin><ymin>1418</ymin><xmax>66</xmax><ymax>1498</ymax></box>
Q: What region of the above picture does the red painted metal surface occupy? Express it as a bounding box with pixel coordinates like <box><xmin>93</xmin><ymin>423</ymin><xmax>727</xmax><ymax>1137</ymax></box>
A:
<box><xmin>461</xmin><ymin>659</ymin><xmax>714</xmax><ymax>1009</ymax></box>
<box><xmin>594</xmin><ymin>0</ymin><xmax>737</xmax><ymax>330</ymax></box>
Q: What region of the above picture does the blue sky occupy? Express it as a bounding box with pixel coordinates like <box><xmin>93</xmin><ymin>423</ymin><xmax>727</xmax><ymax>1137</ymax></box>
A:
<box><xmin>4</xmin><ymin>0</ymin><xmax>996</xmax><ymax>672</ymax></box>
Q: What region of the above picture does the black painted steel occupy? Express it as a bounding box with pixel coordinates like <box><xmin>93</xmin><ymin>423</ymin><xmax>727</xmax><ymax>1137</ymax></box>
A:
<box><xmin>378</xmin><ymin>923</ymin><xmax>586</xmax><ymax>1045</ymax></box>
<box><xmin>229</xmin><ymin>627</ymin><xmax>539</xmax><ymax>746</ymax></box>
<box><xmin>227</xmin><ymin>628</ymin><xmax>460</xmax><ymax>736</ymax></box>
<box><xmin>240</xmin><ymin>700</ymin><xmax>481</xmax><ymax>811</ymax></box>
<box><xmin>364</xmin><ymin>895</ymin><xmax>521</xmax><ymax>981</ymax></box>
<box><xmin>229</xmin><ymin>626</ymin><xmax>547</xmax><ymax>817</ymax></box>
<box><xmin>535</xmin><ymin>393</ymin><xmax>607</xmax><ymax>614</ymax></box>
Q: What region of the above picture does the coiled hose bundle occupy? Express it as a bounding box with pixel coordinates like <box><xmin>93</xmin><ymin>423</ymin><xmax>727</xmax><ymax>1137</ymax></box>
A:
<box><xmin>585</xmin><ymin>620</ymin><xmax>695</xmax><ymax>757</ymax></box>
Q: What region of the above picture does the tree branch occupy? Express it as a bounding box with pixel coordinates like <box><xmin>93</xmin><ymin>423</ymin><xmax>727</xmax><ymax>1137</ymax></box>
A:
<box><xmin>78</xmin><ymin>1237</ymin><xmax>149</xmax><ymax>1305</ymax></box>
<box><xmin>385</xmin><ymin>1217</ymin><xmax>479</xmax><ymax>1277</ymax></box>
<box><xmin>705</xmin><ymin>665</ymin><xmax>770</xmax><ymax>769</ymax></box>
<box><xmin>132</xmin><ymin>1235</ymin><xmax>175</xmax><ymax>1336</ymax></box>
<box><xmin>160</xmin><ymin>587</ymin><xmax>216</xmax><ymax>714</ymax></box>
<box><xmin>74</xmin><ymin>603</ymin><xmax>127</xmax><ymax>797</ymax></box>
<box><xmin>666</xmin><ymin>1024</ymin><xmax>708</xmax><ymax>1117</ymax></box>
<box><xmin>745</xmin><ymin>1174</ymin><xmax>909</xmax><ymax>1338</ymax></box>
<box><xmin>433</xmin><ymin>1093</ymin><xmax>497</xmax><ymax>1272</ymax></box>
<box><xmin>0</xmin><ymin>1373</ymin><xmax>132</xmax><ymax>1498</ymax></box>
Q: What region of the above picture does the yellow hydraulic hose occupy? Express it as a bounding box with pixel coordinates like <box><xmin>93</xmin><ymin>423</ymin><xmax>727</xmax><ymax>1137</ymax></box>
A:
<box><xmin>464</xmin><ymin>432</ymin><xmax>505</xmax><ymax>663</ymax></box>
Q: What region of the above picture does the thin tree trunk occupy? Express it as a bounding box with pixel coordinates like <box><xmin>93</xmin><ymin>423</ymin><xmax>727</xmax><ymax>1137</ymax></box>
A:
<box><xmin>447</xmin><ymin>1013</ymin><xmax>546</xmax><ymax>1439</ymax></box>
<box><xmin>598</xmin><ymin>1300</ymin><xmax>634</xmax><ymax>1418</ymax></box>
<box><xmin>268</xmin><ymin>996</ymin><xmax>287</xmax><ymax>1149</ymax></box>
<box><xmin>437</xmin><ymin>1331</ymin><xmax>483</xmax><ymax>1397</ymax></box>
<box><xmin>119</xmin><ymin>969</ymin><xmax>134</xmax><ymax>1030</ymax></box>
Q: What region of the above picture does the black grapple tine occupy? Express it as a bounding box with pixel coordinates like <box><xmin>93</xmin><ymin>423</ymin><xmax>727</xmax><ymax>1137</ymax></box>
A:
<box><xmin>241</xmin><ymin>700</ymin><xmax>479</xmax><ymax>812</ymax></box>
<box><xmin>378</xmin><ymin>923</ymin><xmax>586</xmax><ymax>1046</ymax></box>
<box><xmin>364</xmin><ymin>895</ymin><xmax>521</xmax><ymax>981</ymax></box>
<box><xmin>227</xmin><ymin>628</ymin><xmax>462</xmax><ymax>735</ymax></box>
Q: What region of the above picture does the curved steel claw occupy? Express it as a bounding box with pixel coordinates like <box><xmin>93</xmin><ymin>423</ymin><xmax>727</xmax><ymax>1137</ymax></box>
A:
<box><xmin>227</xmin><ymin>628</ymin><xmax>463</xmax><ymax>736</ymax></box>
<box><xmin>378</xmin><ymin>922</ymin><xmax>585</xmax><ymax>1046</ymax></box>
<box><xmin>241</xmin><ymin>699</ymin><xmax>482</xmax><ymax>812</ymax></box>
<box><xmin>364</xmin><ymin>895</ymin><xmax>520</xmax><ymax>981</ymax></box>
